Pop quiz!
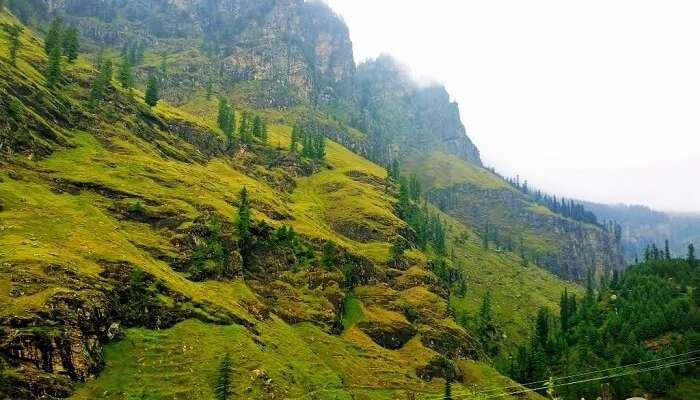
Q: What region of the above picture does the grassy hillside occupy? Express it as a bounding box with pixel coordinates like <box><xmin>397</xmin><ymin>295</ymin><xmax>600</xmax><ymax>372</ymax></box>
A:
<box><xmin>0</xmin><ymin>10</ymin><xmax>576</xmax><ymax>400</ymax></box>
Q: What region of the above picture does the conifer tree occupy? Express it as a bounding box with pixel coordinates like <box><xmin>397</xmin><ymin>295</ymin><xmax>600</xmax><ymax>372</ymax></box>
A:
<box><xmin>44</xmin><ymin>17</ymin><xmax>62</xmax><ymax>56</ymax></box>
<box><xmin>688</xmin><ymin>243</ymin><xmax>696</xmax><ymax>267</ymax></box>
<box><xmin>214</xmin><ymin>354</ymin><xmax>232</xmax><ymax>400</ymax></box>
<box><xmin>46</xmin><ymin>43</ymin><xmax>62</xmax><ymax>88</ymax></box>
<box><xmin>290</xmin><ymin>125</ymin><xmax>301</xmax><ymax>152</ymax></box>
<box><xmin>664</xmin><ymin>239</ymin><xmax>671</xmax><ymax>260</ymax></box>
<box><xmin>444</xmin><ymin>378</ymin><xmax>453</xmax><ymax>400</ymax></box>
<box><xmin>117</xmin><ymin>53</ymin><xmax>132</xmax><ymax>90</ymax></box>
<box><xmin>217</xmin><ymin>98</ymin><xmax>230</xmax><ymax>131</ymax></box>
<box><xmin>61</xmin><ymin>26</ymin><xmax>79</xmax><ymax>63</ymax></box>
<box><xmin>2</xmin><ymin>23</ymin><xmax>23</xmax><ymax>66</ymax></box>
<box><xmin>252</xmin><ymin>115</ymin><xmax>263</xmax><ymax>139</ymax></box>
<box><xmin>88</xmin><ymin>60</ymin><xmax>113</xmax><ymax>108</ymax></box>
<box><xmin>145</xmin><ymin>71</ymin><xmax>159</xmax><ymax>107</ymax></box>
<box><xmin>390</xmin><ymin>158</ymin><xmax>401</xmax><ymax>180</ymax></box>
<box><xmin>321</xmin><ymin>241</ymin><xmax>336</xmax><ymax>270</ymax></box>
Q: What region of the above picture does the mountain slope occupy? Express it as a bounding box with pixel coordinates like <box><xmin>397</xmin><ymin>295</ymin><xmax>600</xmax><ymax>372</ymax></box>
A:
<box><xmin>0</xmin><ymin>9</ymin><xmax>578</xmax><ymax>400</ymax></box>
<box><xmin>582</xmin><ymin>201</ymin><xmax>700</xmax><ymax>262</ymax></box>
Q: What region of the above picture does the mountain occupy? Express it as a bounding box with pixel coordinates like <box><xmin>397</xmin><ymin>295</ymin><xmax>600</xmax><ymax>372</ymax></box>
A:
<box><xmin>0</xmin><ymin>1</ymin><xmax>641</xmax><ymax>399</ymax></box>
<box><xmin>0</xmin><ymin>6</ymin><xmax>572</xmax><ymax>399</ymax></box>
<box><xmin>582</xmin><ymin>202</ymin><xmax>700</xmax><ymax>262</ymax></box>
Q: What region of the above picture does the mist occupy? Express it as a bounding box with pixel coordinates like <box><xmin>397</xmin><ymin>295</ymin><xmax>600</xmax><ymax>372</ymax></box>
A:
<box><xmin>323</xmin><ymin>0</ymin><xmax>700</xmax><ymax>212</ymax></box>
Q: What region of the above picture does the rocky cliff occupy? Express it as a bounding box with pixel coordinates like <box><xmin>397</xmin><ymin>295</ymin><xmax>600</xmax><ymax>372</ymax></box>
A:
<box><xmin>353</xmin><ymin>55</ymin><xmax>482</xmax><ymax>166</ymax></box>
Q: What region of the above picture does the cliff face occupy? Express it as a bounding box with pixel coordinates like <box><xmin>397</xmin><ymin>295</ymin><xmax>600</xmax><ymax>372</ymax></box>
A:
<box><xmin>353</xmin><ymin>56</ymin><xmax>482</xmax><ymax>166</ymax></box>
<box><xmin>429</xmin><ymin>183</ymin><xmax>625</xmax><ymax>281</ymax></box>
<box><xmin>40</xmin><ymin>0</ymin><xmax>355</xmax><ymax>106</ymax></box>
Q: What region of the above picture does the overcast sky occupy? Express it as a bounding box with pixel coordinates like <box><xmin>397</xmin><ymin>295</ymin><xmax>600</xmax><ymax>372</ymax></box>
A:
<box><xmin>323</xmin><ymin>0</ymin><xmax>700</xmax><ymax>213</ymax></box>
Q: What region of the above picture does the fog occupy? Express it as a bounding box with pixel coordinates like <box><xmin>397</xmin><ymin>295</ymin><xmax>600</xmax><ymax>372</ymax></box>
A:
<box><xmin>323</xmin><ymin>0</ymin><xmax>700</xmax><ymax>212</ymax></box>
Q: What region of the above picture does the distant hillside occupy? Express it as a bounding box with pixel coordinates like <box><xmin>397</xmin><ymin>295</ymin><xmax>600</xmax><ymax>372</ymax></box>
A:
<box><xmin>582</xmin><ymin>202</ymin><xmax>700</xmax><ymax>262</ymax></box>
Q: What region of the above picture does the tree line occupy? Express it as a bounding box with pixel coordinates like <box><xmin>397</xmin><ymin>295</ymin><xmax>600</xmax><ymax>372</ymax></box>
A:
<box><xmin>506</xmin><ymin>176</ymin><xmax>601</xmax><ymax>227</ymax></box>
<box><xmin>507</xmin><ymin>242</ymin><xmax>699</xmax><ymax>399</ymax></box>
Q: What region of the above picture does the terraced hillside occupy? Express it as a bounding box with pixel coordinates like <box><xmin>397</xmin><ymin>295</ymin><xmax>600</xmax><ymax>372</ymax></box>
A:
<box><xmin>0</xmin><ymin>9</ymin><xmax>581</xmax><ymax>400</ymax></box>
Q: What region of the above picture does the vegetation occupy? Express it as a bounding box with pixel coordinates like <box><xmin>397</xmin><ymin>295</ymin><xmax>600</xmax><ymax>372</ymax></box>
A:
<box><xmin>144</xmin><ymin>71</ymin><xmax>159</xmax><ymax>107</ymax></box>
<box><xmin>506</xmin><ymin>176</ymin><xmax>601</xmax><ymax>226</ymax></box>
<box><xmin>508</xmin><ymin>250</ymin><xmax>700</xmax><ymax>399</ymax></box>
<box><xmin>1</xmin><ymin>22</ymin><xmax>21</xmax><ymax>65</ymax></box>
<box><xmin>214</xmin><ymin>354</ymin><xmax>233</xmax><ymax>400</ymax></box>
<box><xmin>0</xmin><ymin>7</ymin><xmax>664</xmax><ymax>400</ymax></box>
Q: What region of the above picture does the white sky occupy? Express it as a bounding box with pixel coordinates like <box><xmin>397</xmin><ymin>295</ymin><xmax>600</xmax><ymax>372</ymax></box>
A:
<box><xmin>322</xmin><ymin>0</ymin><xmax>700</xmax><ymax>212</ymax></box>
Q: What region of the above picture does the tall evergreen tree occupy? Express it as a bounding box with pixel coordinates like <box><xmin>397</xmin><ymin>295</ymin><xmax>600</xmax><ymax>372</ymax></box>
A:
<box><xmin>214</xmin><ymin>354</ymin><xmax>232</xmax><ymax>400</ymax></box>
<box><xmin>117</xmin><ymin>53</ymin><xmax>132</xmax><ymax>90</ymax></box>
<box><xmin>664</xmin><ymin>239</ymin><xmax>671</xmax><ymax>260</ymax></box>
<box><xmin>61</xmin><ymin>26</ymin><xmax>79</xmax><ymax>63</ymax></box>
<box><xmin>444</xmin><ymin>378</ymin><xmax>453</xmax><ymax>400</ymax></box>
<box><xmin>2</xmin><ymin>23</ymin><xmax>23</xmax><ymax>66</ymax></box>
<box><xmin>44</xmin><ymin>17</ymin><xmax>62</xmax><ymax>56</ymax></box>
<box><xmin>144</xmin><ymin>72</ymin><xmax>159</xmax><ymax>107</ymax></box>
<box><xmin>688</xmin><ymin>243</ymin><xmax>696</xmax><ymax>267</ymax></box>
<box><xmin>217</xmin><ymin>98</ymin><xmax>236</xmax><ymax>147</ymax></box>
<box><xmin>321</xmin><ymin>241</ymin><xmax>336</xmax><ymax>270</ymax></box>
<box><xmin>290</xmin><ymin>125</ymin><xmax>301</xmax><ymax>152</ymax></box>
<box><xmin>46</xmin><ymin>43</ymin><xmax>61</xmax><ymax>88</ymax></box>
<box><xmin>88</xmin><ymin>60</ymin><xmax>113</xmax><ymax>108</ymax></box>
<box><xmin>238</xmin><ymin>111</ymin><xmax>252</xmax><ymax>143</ymax></box>
<box><xmin>252</xmin><ymin>115</ymin><xmax>263</xmax><ymax>139</ymax></box>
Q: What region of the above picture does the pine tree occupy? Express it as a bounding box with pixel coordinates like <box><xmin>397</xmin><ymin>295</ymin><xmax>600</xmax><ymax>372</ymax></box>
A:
<box><xmin>664</xmin><ymin>239</ymin><xmax>671</xmax><ymax>260</ymax></box>
<box><xmin>61</xmin><ymin>26</ymin><xmax>79</xmax><ymax>63</ymax></box>
<box><xmin>321</xmin><ymin>241</ymin><xmax>336</xmax><ymax>270</ymax></box>
<box><xmin>315</xmin><ymin>132</ymin><xmax>326</xmax><ymax>160</ymax></box>
<box><xmin>217</xmin><ymin>98</ymin><xmax>230</xmax><ymax>131</ymax></box>
<box><xmin>2</xmin><ymin>23</ymin><xmax>23</xmax><ymax>66</ymax></box>
<box><xmin>252</xmin><ymin>115</ymin><xmax>263</xmax><ymax>139</ymax></box>
<box><xmin>560</xmin><ymin>289</ymin><xmax>570</xmax><ymax>334</ymax></box>
<box><xmin>44</xmin><ymin>17</ymin><xmax>62</xmax><ymax>56</ymax></box>
<box><xmin>290</xmin><ymin>125</ymin><xmax>301</xmax><ymax>152</ymax></box>
<box><xmin>688</xmin><ymin>243</ymin><xmax>696</xmax><ymax>267</ymax></box>
<box><xmin>144</xmin><ymin>72</ymin><xmax>159</xmax><ymax>107</ymax></box>
<box><xmin>88</xmin><ymin>60</ymin><xmax>112</xmax><ymax>108</ymax></box>
<box><xmin>390</xmin><ymin>158</ymin><xmax>400</xmax><ymax>180</ymax></box>
<box><xmin>117</xmin><ymin>53</ymin><xmax>132</xmax><ymax>90</ymax></box>
<box><xmin>46</xmin><ymin>43</ymin><xmax>62</xmax><ymax>88</ymax></box>
<box><xmin>444</xmin><ymin>378</ymin><xmax>453</xmax><ymax>400</ymax></box>
<box><xmin>214</xmin><ymin>354</ymin><xmax>232</xmax><ymax>400</ymax></box>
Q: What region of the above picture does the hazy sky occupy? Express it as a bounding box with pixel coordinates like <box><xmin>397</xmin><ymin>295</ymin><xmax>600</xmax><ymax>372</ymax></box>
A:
<box><xmin>323</xmin><ymin>0</ymin><xmax>700</xmax><ymax>212</ymax></box>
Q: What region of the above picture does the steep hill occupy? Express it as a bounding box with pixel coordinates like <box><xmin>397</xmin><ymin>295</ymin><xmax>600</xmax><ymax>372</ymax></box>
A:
<box><xmin>16</xmin><ymin>0</ymin><xmax>627</xmax><ymax>282</ymax></box>
<box><xmin>0</xmin><ymin>8</ymin><xmax>581</xmax><ymax>400</ymax></box>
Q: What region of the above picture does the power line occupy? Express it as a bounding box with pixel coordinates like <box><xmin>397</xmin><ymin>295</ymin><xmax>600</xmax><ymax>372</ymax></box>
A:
<box><xmin>482</xmin><ymin>357</ymin><xmax>699</xmax><ymax>399</ymax></box>
<box><xmin>416</xmin><ymin>351</ymin><xmax>700</xmax><ymax>400</ymax></box>
<box><xmin>433</xmin><ymin>357</ymin><xmax>699</xmax><ymax>400</ymax></box>
<box><xmin>450</xmin><ymin>349</ymin><xmax>700</xmax><ymax>397</ymax></box>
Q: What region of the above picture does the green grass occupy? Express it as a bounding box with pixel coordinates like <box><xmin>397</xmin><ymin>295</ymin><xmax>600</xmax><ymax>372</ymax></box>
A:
<box><xmin>403</xmin><ymin>150</ymin><xmax>508</xmax><ymax>190</ymax></box>
<box><xmin>0</xmin><ymin>12</ymin><xmax>565</xmax><ymax>399</ymax></box>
